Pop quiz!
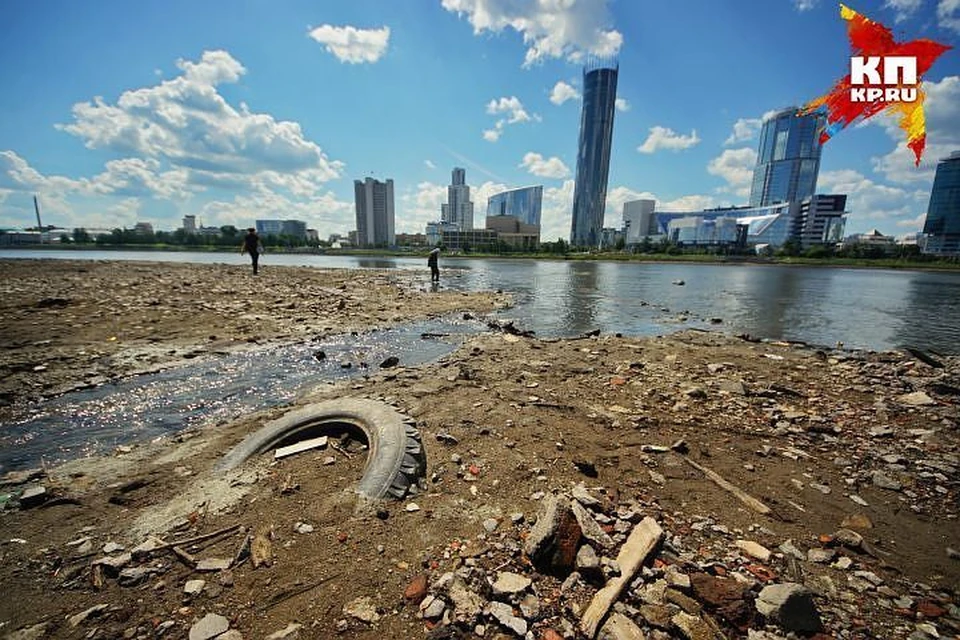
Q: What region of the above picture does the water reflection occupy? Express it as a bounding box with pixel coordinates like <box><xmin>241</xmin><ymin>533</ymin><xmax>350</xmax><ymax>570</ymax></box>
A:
<box><xmin>3</xmin><ymin>250</ymin><xmax>960</xmax><ymax>353</ymax></box>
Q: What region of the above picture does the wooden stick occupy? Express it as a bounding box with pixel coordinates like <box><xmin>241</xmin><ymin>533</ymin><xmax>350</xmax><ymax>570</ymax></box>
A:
<box><xmin>257</xmin><ymin>573</ymin><xmax>341</xmax><ymax>612</ymax></box>
<box><xmin>683</xmin><ymin>456</ymin><xmax>772</xmax><ymax>516</ymax></box>
<box><xmin>171</xmin><ymin>546</ymin><xmax>196</xmax><ymax>568</ymax></box>
<box><xmin>143</xmin><ymin>524</ymin><xmax>241</xmax><ymax>556</ymax></box>
<box><xmin>580</xmin><ymin>517</ymin><xmax>663</xmax><ymax>639</ymax></box>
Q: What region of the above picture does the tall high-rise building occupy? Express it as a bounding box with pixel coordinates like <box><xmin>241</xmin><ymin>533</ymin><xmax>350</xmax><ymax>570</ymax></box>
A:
<box><xmin>570</xmin><ymin>59</ymin><xmax>619</xmax><ymax>248</ymax></box>
<box><xmin>486</xmin><ymin>186</ymin><xmax>543</xmax><ymax>227</ymax></box>
<box><xmin>922</xmin><ymin>151</ymin><xmax>960</xmax><ymax>255</ymax></box>
<box><xmin>354</xmin><ymin>177</ymin><xmax>395</xmax><ymax>247</ymax></box>
<box><xmin>182</xmin><ymin>215</ymin><xmax>197</xmax><ymax>234</ymax></box>
<box><xmin>749</xmin><ymin>107</ymin><xmax>825</xmax><ymax>207</ymax></box>
<box><xmin>441</xmin><ymin>167</ymin><xmax>474</xmax><ymax>231</ymax></box>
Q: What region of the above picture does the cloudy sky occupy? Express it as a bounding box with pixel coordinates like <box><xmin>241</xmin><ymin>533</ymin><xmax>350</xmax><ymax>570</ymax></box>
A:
<box><xmin>0</xmin><ymin>0</ymin><xmax>957</xmax><ymax>241</ymax></box>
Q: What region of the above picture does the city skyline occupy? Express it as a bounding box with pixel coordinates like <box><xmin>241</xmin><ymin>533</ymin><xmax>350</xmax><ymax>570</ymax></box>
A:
<box><xmin>0</xmin><ymin>1</ymin><xmax>957</xmax><ymax>243</ymax></box>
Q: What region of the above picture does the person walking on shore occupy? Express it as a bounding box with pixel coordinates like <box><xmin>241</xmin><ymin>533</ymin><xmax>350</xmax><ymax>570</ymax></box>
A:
<box><xmin>240</xmin><ymin>228</ymin><xmax>264</xmax><ymax>275</ymax></box>
<box><xmin>428</xmin><ymin>247</ymin><xmax>440</xmax><ymax>283</ymax></box>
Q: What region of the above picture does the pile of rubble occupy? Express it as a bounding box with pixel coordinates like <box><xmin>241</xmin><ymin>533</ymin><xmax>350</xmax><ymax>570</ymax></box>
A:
<box><xmin>382</xmin><ymin>482</ymin><xmax>959</xmax><ymax>640</ymax></box>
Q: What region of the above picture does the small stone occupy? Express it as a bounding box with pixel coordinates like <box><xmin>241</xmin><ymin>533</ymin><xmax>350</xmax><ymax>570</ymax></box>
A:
<box><xmin>405</xmin><ymin>503</ymin><xmax>420</xmax><ymax>512</ymax></box>
<box><xmin>321</xmin><ymin>456</ymin><xmax>336</xmax><ymax>465</ymax></box>
<box><xmin>19</xmin><ymin>485</ymin><xmax>47</xmax><ymax>509</ymax></box>
<box><xmin>897</xmin><ymin>391</ymin><xmax>935</xmax><ymax>406</ymax></box>
<box><xmin>832</xmin><ymin>556</ymin><xmax>854</xmax><ymax>570</ymax></box>
<box><xmin>736</xmin><ymin>540</ymin><xmax>771</xmax><ymax>562</ymax></box>
<box><xmin>343</xmin><ymin>596</ymin><xmax>380</xmax><ymax>623</ymax></box>
<box><xmin>833</xmin><ymin>528</ymin><xmax>864</xmax><ymax>550</ymax></box>
<box><xmin>756</xmin><ymin>583</ymin><xmax>823</xmax><ymax>634</ymax></box>
<box><xmin>265</xmin><ymin>622</ymin><xmax>303</xmax><ymax>639</ymax></box>
<box><xmin>872</xmin><ymin>471</ymin><xmax>902</xmax><ymax>491</ymax></box>
<box><xmin>68</xmin><ymin>604</ymin><xmax>110</xmax><ymax>628</ymax></box>
<box><xmin>188</xmin><ymin>613</ymin><xmax>230</xmax><ymax>640</ymax></box>
<box><xmin>486</xmin><ymin>601</ymin><xmax>527</xmax><ymax>636</ymax></box>
<box><xmin>848</xmin><ymin>494</ymin><xmax>869</xmax><ymax>506</ymax></box>
<box><xmin>405</xmin><ymin>574</ymin><xmax>428</xmax><ymax>601</ymax></box>
<box><xmin>102</xmin><ymin>542</ymin><xmax>124</xmax><ymax>554</ymax></box>
<box><xmin>294</xmin><ymin>522</ymin><xmax>314</xmax><ymax>534</ymax></box>
<box><xmin>421</xmin><ymin>596</ymin><xmax>446</xmax><ymax>620</ymax></box>
<box><xmin>491</xmin><ymin>571</ymin><xmax>532</xmax><ymax>596</ymax></box>
<box><xmin>184</xmin><ymin>579</ymin><xmax>206</xmax><ymax>595</ymax></box>
<box><xmin>482</xmin><ymin>518</ymin><xmax>499</xmax><ymax>533</ymax></box>
<box><xmin>671</xmin><ymin>612</ymin><xmax>714</xmax><ymax>640</ymax></box>
<box><xmin>572</xmin><ymin>483</ymin><xmax>602</xmax><ymax>507</ymax></box>
<box><xmin>519</xmin><ymin>594</ymin><xmax>540</xmax><ymax>619</ymax></box>
<box><xmin>807</xmin><ymin>548</ymin><xmax>836</xmax><ymax>563</ymax></box>
<box><xmin>196</xmin><ymin>558</ymin><xmax>232</xmax><ymax>572</ymax></box>
<box><xmin>118</xmin><ymin>566</ymin><xmax>154</xmax><ymax>586</ymax></box>
<box><xmin>778</xmin><ymin>540</ymin><xmax>806</xmax><ymax>561</ymax></box>
<box><xmin>510</xmin><ymin>512</ymin><xmax>525</xmax><ymax>524</ymax></box>
<box><xmin>598</xmin><ymin>612</ymin><xmax>645</xmax><ymax>640</ymax></box>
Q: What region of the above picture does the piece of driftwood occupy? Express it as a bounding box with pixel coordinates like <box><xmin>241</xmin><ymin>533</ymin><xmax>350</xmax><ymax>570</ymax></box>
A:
<box><xmin>144</xmin><ymin>524</ymin><xmax>241</xmax><ymax>556</ymax></box>
<box><xmin>683</xmin><ymin>456</ymin><xmax>772</xmax><ymax>516</ymax></box>
<box><xmin>580</xmin><ymin>516</ymin><xmax>664</xmax><ymax>638</ymax></box>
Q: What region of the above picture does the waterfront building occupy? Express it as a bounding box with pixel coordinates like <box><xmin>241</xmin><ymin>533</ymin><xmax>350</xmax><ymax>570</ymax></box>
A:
<box><xmin>795</xmin><ymin>194</ymin><xmax>846</xmax><ymax>248</ymax></box>
<box><xmin>599</xmin><ymin>227</ymin><xmax>624</xmax><ymax>250</ymax></box>
<box><xmin>843</xmin><ymin>229</ymin><xmax>896</xmax><ymax>253</ymax></box>
<box><xmin>133</xmin><ymin>222</ymin><xmax>154</xmax><ymax>235</ymax></box>
<box><xmin>622</xmin><ymin>199</ymin><xmax>656</xmax><ymax>244</ymax></box>
<box><xmin>571</xmin><ymin>59</ymin><xmax>618</xmax><ymax>248</ymax></box>
<box><xmin>255</xmin><ymin>220</ymin><xmax>308</xmax><ymax>239</ymax></box>
<box><xmin>922</xmin><ymin>151</ymin><xmax>960</xmax><ymax>256</ymax></box>
<box><xmin>649</xmin><ymin>202</ymin><xmax>795</xmax><ymax>247</ymax></box>
<box><xmin>749</xmin><ymin>107</ymin><xmax>824</xmax><ymax>207</ymax></box>
<box><xmin>486</xmin><ymin>186</ymin><xmax>543</xmax><ymax>228</ymax></box>
<box><xmin>426</xmin><ymin>221</ymin><xmax>460</xmax><ymax>247</ymax></box>
<box><xmin>485</xmin><ymin>214</ymin><xmax>539</xmax><ymax>250</ymax></box>
<box><xmin>182</xmin><ymin>215</ymin><xmax>197</xmax><ymax>234</ymax></box>
<box><xmin>354</xmin><ymin>177</ymin><xmax>395</xmax><ymax>247</ymax></box>
<box><xmin>441</xmin><ymin>168</ymin><xmax>474</xmax><ymax>232</ymax></box>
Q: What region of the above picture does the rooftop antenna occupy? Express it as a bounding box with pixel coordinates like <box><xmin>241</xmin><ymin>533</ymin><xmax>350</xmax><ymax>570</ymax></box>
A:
<box><xmin>33</xmin><ymin>195</ymin><xmax>43</xmax><ymax>244</ymax></box>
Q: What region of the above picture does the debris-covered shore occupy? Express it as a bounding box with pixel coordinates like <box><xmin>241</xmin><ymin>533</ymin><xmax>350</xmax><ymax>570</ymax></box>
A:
<box><xmin>0</xmin><ymin>259</ymin><xmax>957</xmax><ymax>640</ymax></box>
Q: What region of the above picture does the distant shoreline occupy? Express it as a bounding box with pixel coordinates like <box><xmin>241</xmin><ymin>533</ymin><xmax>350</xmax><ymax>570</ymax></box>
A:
<box><xmin>2</xmin><ymin>243</ymin><xmax>959</xmax><ymax>272</ymax></box>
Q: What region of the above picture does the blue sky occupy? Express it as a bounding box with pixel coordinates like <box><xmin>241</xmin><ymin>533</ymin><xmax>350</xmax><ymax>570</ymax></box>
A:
<box><xmin>0</xmin><ymin>0</ymin><xmax>957</xmax><ymax>241</ymax></box>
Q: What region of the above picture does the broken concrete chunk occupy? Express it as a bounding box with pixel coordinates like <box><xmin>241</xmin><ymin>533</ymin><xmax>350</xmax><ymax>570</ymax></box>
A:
<box><xmin>343</xmin><ymin>596</ymin><xmax>380</xmax><ymax>624</ymax></box>
<box><xmin>486</xmin><ymin>601</ymin><xmax>527</xmax><ymax>637</ymax></box>
<box><xmin>196</xmin><ymin>558</ymin><xmax>232</xmax><ymax>572</ymax></box>
<box><xmin>188</xmin><ymin>613</ymin><xmax>230</xmax><ymax>640</ymax></box>
<box><xmin>571</xmin><ymin>500</ymin><xmax>615</xmax><ymax>548</ymax></box>
<box><xmin>491</xmin><ymin>571</ymin><xmax>532</xmax><ymax>596</ymax></box>
<box><xmin>756</xmin><ymin>583</ymin><xmax>823</xmax><ymax>634</ymax></box>
<box><xmin>598</xmin><ymin>612</ymin><xmax>645</xmax><ymax>640</ymax></box>
<box><xmin>67</xmin><ymin>604</ymin><xmax>109</xmax><ymax>628</ymax></box>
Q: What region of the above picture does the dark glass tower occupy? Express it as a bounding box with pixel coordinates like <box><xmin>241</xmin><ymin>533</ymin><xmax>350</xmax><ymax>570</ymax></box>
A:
<box><xmin>922</xmin><ymin>151</ymin><xmax>960</xmax><ymax>255</ymax></box>
<box><xmin>570</xmin><ymin>59</ymin><xmax>618</xmax><ymax>248</ymax></box>
<box><xmin>749</xmin><ymin>107</ymin><xmax>824</xmax><ymax>207</ymax></box>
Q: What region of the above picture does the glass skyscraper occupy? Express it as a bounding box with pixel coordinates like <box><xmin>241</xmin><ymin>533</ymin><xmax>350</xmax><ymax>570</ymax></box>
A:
<box><xmin>749</xmin><ymin>107</ymin><xmax>824</xmax><ymax>207</ymax></box>
<box><xmin>570</xmin><ymin>59</ymin><xmax>618</xmax><ymax>248</ymax></box>
<box><xmin>922</xmin><ymin>151</ymin><xmax>960</xmax><ymax>255</ymax></box>
<box><xmin>486</xmin><ymin>185</ymin><xmax>543</xmax><ymax>227</ymax></box>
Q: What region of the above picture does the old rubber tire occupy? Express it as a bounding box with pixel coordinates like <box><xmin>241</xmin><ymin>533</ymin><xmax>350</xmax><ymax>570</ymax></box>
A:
<box><xmin>216</xmin><ymin>399</ymin><xmax>426</xmax><ymax>500</ymax></box>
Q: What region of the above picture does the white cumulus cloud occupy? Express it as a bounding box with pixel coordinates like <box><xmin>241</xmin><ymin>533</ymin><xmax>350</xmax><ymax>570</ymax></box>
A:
<box><xmin>441</xmin><ymin>0</ymin><xmax>622</xmax><ymax>67</ymax></box>
<box><xmin>520</xmin><ymin>152</ymin><xmax>570</xmax><ymax>179</ymax></box>
<box><xmin>637</xmin><ymin>126</ymin><xmax>701</xmax><ymax>154</ymax></box>
<box><xmin>615</xmin><ymin>98</ymin><xmax>630</xmax><ymax>112</ymax></box>
<box><xmin>724</xmin><ymin>110</ymin><xmax>778</xmax><ymax>145</ymax></box>
<box><xmin>484</xmin><ymin>96</ymin><xmax>538</xmax><ymax>141</ymax></box>
<box><xmin>307</xmin><ymin>25</ymin><xmax>391</xmax><ymax>64</ymax></box>
<box><xmin>707</xmin><ymin>147</ymin><xmax>757</xmax><ymax>199</ymax></box>
<box><xmin>550</xmin><ymin>81</ymin><xmax>579</xmax><ymax>105</ymax></box>
<box><xmin>884</xmin><ymin>0</ymin><xmax>924</xmax><ymax>21</ymax></box>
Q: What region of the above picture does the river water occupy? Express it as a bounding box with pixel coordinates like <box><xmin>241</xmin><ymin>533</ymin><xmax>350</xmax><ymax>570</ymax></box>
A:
<box><xmin>4</xmin><ymin>249</ymin><xmax>960</xmax><ymax>352</ymax></box>
<box><xmin>2</xmin><ymin>249</ymin><xmax>959</xmax><ymax>471</ymax></box>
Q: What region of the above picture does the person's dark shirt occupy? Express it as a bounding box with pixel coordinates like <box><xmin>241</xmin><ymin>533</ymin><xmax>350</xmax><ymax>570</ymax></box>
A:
<box><xmin>243</xmin><ymin>232</ymin><xmax>259</xmax><ymax>253</ymax></box>
<box><xmin>428</xmin><ymin>253</ymin><xmax>438</xmax><ymax>268</ymax></box>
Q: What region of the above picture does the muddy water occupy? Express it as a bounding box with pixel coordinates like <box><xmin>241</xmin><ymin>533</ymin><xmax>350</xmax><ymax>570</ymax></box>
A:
<box><xmin>0</xmin><ymin>317</ymin><xmax>475</xmax><ymax>472</ymax></box>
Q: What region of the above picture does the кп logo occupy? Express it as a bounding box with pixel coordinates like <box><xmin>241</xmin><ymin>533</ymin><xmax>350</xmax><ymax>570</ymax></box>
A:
<box><xmin>801</xmin><ymin>4</ymin><xmax>951</xmax><ymax>166</ymax></box>
<box><xmin>849</xmin><ymin>56</ymin><xmax>917</xmax><ymax>103</ymax></box>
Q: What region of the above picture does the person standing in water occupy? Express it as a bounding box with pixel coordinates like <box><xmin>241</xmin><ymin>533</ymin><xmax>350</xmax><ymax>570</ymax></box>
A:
<box><xmin>427</xmin><ymin>247</ymin><xmax>440</xmax><ymax>283</ymax></box>
<box><xmin>240</xmin><ymin>228</ymin><xmax>264</xmax><ymax>275</ymax></box>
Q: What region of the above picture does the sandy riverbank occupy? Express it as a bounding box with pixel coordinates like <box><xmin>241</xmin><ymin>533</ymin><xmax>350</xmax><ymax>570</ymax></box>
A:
<box><xmin>0</xmin><ymin>259</ymin><xmax>958</xmax><ymax>639</ymax></box>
